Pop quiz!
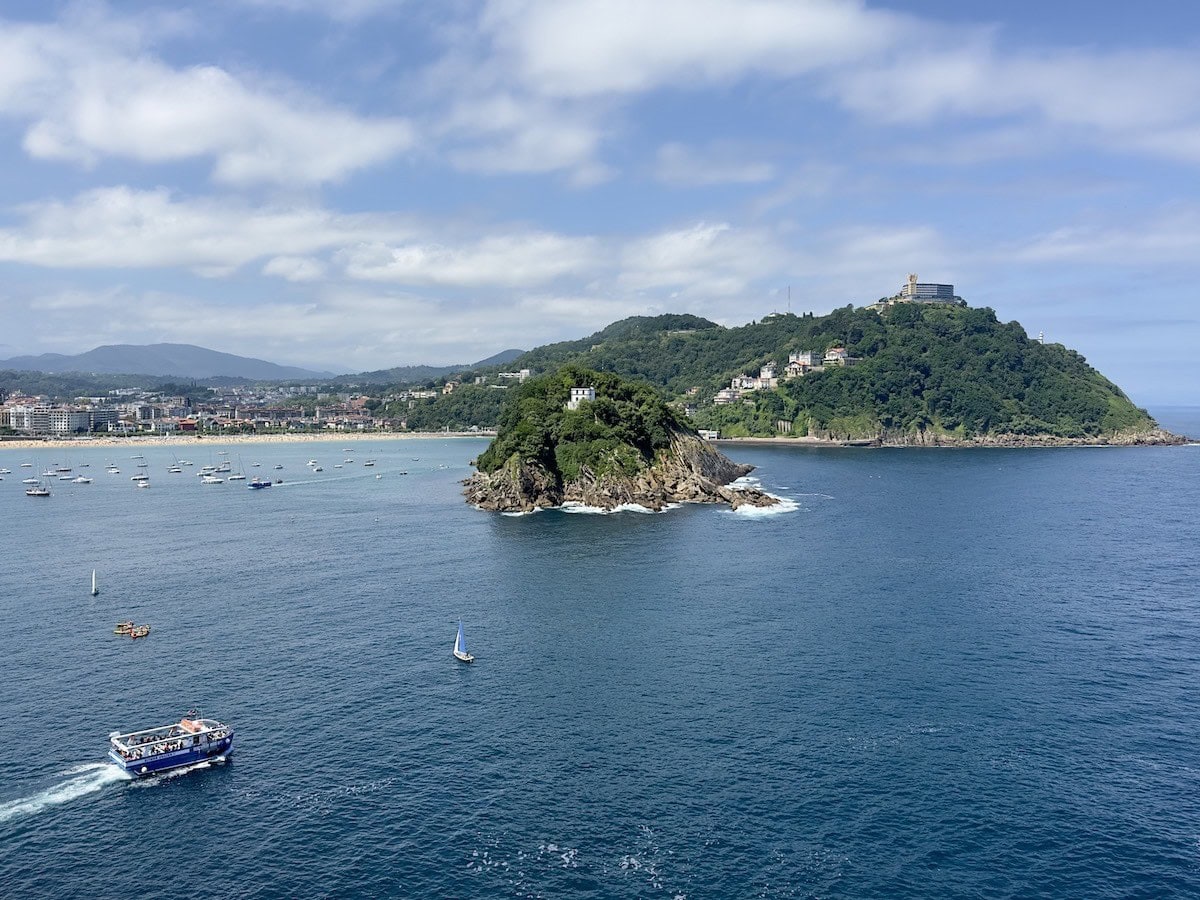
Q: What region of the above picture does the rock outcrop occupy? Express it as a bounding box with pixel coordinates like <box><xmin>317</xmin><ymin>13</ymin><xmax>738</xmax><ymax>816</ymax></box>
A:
<box><xmin>464</xmin><ymin>430</ymin><xmax>779</xmax><ymax>513</ymax></box>
<box><xmin>878</xmin><ymin>427</ymin><xmax>1186</xmax><ymax>448</ymax></box>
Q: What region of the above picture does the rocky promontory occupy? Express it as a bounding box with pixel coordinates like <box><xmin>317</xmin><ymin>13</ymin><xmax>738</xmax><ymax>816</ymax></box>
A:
<box><xmin>465</xmin><ymin>430</ymin><xmax>778</xmax><ymax>513</ymax></box>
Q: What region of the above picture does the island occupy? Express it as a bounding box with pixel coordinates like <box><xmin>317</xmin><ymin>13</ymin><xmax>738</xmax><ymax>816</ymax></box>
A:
<box><xmin>462</xmin><ymin>366</ymin><xmax>779</xmax><ymax>512</ymax></box>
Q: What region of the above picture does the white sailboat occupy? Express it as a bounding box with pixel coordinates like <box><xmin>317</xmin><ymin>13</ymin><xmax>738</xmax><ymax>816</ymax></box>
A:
<box><xmin>91</xmin><ymin>570</ymin><xmax>99</xmax><ymax>597</ymax></box>
<box><xmin>453</xmin><ymin>620</ymin><xmax>474</xmax><ymax>663</ymax></box>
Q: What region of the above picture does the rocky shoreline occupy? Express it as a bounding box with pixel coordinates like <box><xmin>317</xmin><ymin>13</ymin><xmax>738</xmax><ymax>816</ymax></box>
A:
<box><xmin>464</xmin><ymin>431</ymin><xmax>780</xmax><ymax>513</ymax></box>
<box><xmin>718</xmin><ymin>427</ymin><xmax>1187</xmax><ymax>449</ymax></box>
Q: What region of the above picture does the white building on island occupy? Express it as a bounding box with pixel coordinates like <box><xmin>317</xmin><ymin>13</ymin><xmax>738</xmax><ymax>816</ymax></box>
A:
<box><xmin>567</xmin><ymin>386</ymin><xmax>596</xmax><ymax>410</ymax></box>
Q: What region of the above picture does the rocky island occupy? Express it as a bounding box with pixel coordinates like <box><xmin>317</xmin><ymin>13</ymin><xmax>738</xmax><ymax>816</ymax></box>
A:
<box><xmin>463</xmin><ymin>366</ymin><xmax>778</xmax><ymax>513</ymax></box>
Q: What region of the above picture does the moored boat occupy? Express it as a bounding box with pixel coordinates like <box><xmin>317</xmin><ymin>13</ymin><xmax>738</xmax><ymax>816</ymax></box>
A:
<box><xmin>114</xmin><ymin>621</ymin><xmax>135</xmax><ymax>634</ymax></box>
<box><xmin>248</xmin><ymin>477</ymin><xmax>272</xmax><ymax>489</ymax></box>
<box><xmin>108</xmin><ymin>715</ymin><xmax>234</xmax><ymax>777</ymax></box>
<box><xmin>129</xmin><ymin>624</ymin><xmax>151</xmax><ymax>638</ymax></box>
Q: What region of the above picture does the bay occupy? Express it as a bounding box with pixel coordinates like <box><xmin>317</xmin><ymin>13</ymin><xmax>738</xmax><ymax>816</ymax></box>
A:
<box><xmin>1</xmin><ymin>414</ymin><xmax>1198</xmax><ymax>898</ymax></box>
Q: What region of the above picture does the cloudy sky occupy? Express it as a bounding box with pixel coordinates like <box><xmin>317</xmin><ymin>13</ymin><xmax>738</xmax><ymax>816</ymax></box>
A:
<box><xmin>0</xmin><ymin>0</ymin><xmax>1197</xmax><ymax>402</ymax></box>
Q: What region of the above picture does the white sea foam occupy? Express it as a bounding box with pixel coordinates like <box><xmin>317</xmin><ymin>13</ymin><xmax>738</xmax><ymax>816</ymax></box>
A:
<box><xmin>0</xmin><ymin>763</ymin><xmax>129</xmax><ymax>824</ymax></box>
<box><xmin>729</xmin><ymin>475</ymin><xmax>762</xmax><ymax>489</ymax></box>
<box><xmin>127</xmin><ymin>759</ymin><xmax>217</xmax><ymax>786</ymax></box>
<box><xmin>559</xmin><ymin>501</ymin><xmax>676</xmax><ymax>515</ymax></box>
<box><xmin>730</xmin><ymin>494</ymin><xmax>801</xmax><ymax>517</ymax></box>
<box><xmin>498</xmin><ymin>508</ymin><xmax>540</xmax><ymax>517</ymax></box>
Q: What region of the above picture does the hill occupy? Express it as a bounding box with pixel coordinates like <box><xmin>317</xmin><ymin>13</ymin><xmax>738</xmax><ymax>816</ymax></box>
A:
<box><xmin>464</xmin><ymin>365</ymin><xmax>778</xmax><ymax>511</ymax></box>
<box><xmin>0</xmin><ymin>343</ymin><xmax>332</xmax><ymax>380</ymax></box>
<box><xmin>338</xmin><ymin>349</ymin><xmax>525</xmax><ymax>385</ymax></box>
<box><xmin>461</xmin><ymin>305</ymin><xmax>1166</xmax><ymax>443</ymax></box>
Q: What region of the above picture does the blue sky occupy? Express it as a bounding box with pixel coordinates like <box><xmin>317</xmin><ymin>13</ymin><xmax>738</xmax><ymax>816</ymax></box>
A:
<box><xmin>0</xmin><ymin>1</ymin><xmax>1197</xmax><ymax>403</ymax></box>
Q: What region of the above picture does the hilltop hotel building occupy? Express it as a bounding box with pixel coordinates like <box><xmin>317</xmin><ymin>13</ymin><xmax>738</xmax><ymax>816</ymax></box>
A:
<box><xmin>899</xmin><ymin>273</ymin><xmax>954</xmax><ymax>301</ymax></box>
<box><xmin>867</xmin><ymin>274</ymin><xmax>957</xmax><ymax>311</ymax></box>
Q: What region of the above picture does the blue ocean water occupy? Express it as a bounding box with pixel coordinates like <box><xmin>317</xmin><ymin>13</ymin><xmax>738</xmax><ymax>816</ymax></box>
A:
<box><xmin>1</xmin><ymin>415</ymin><xmax>1198</xmax><ymax>899</ymax></box>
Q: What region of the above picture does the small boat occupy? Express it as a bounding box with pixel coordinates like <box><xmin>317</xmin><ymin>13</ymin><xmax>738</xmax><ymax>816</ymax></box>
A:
<box><xmin>108</xmin><ymin>714</ymin><xmax>234</xmax><ymax>777</ymax></box>
<box><xmin>106</xmin><ymin>465</ymin><xmax>120</xmax><ymax>474</ymax></box>
<box><xmin>201</xmin><ymin>475</ymin><xmax>224</xmax><ymax>484</ymax></box>
<box><xmin>73</xmin><ymin>476</ymin><xmax>94</xmax><ymax>484</ymax></box>
<box><xmin>131</xmin><ymin>473</ymin><xmax>149</xmax><ymax>482</ymax></box>
<box><xmin>273</xmin><ymin>464</ymin><xmax>283</xmax><ymax>470</ymax></box>
<box><xmin>248</xmin><ymin>477</ymin><xmax>272</xmax><ymax>489</ymax></box>
<box><xmin>167</xmin><ymin>466</ymin><xmax>182</xmax><ymax>474</ymax></box>
<box><xmin>179</xmin><ymin>460</ymin><xmax>194</xmax><ymax>466</ymax></box>
<box><xmin>453</xmin><ymin>620</ymin><xmax>474</xmax><ymax>663</ymax></box>
<box><xmin>137</xmin><ymin>480</ymin><xmax>151</xmax><ymax>488</ymax></box>
<box><xmin>228</xmin><ymin>473</ymin><xmax>247</xmax><ymax>481</ymax></box>
<box><xmin>312</xmin><ymin>466</ymin><xmax>323</xmax><ymax>472</ymax></box>
<box><xmin>363</xmin><ymin>460</ymin><xmax>375</xmax><ymax>467</ymax></box>
<box><xmin>333</xmin><ymin>464</ymin><xmax>343</xmax><ymax>469</ymax></box>
<box><xmin>0</xmin><ymin>467</ymin><xmax>11</xmax><ymax>474</ymax></box>
<box><xmin>20</xmin><ymin>462</ymin><xmax>31</xmax><ymax>467</ymax></box>
<box><xmin>91</xmin><ymin>570</ymin><xmax>99</xmax><ymax>596</ymax></box>
<box><xmin>26</xmin><ymin>485</ymin><xmax>51</xmax><ymax>497</ymax></box>
<box><xmin>129</xmin><ymin>624</ymin><xmax>151</xmax><ymax>638</ymax></box>
<box><xmin>22</xmin><ymin>477</ymin><xmax>39</xmax><ymax>484</ymax></box>
<box><xmin>114</xmin><ymin>621</ymin><xmax>135</xmax><ymax>635</ymax></box>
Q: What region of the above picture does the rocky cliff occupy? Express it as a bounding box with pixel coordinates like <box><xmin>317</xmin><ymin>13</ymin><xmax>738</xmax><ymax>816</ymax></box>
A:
<box><xmin>464</xmin><ymin>430</ymin><xmax>779</xmax><ymax>512</ymax></box>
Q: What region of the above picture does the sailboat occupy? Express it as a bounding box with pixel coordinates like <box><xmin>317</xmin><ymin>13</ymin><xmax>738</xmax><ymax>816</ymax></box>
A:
<box><xmin>91</xmin><ymin>570</ymin><xmax>99</xmax><ymax>597</ymax></box>
<box><xmin>453</xmin><ymin>620</ymin><xmax>474</xmax><ymax>663</ymax></box>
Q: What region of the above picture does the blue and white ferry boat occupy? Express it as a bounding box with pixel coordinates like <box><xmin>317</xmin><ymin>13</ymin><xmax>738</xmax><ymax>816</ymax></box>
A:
<box><xmin>108</xmin><ymin>714</ymin><xmax>234</xmax><ymax>777</ymax></box>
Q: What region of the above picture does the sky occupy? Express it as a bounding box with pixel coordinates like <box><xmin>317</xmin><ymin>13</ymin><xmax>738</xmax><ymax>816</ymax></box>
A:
<box><xmin>0</xmin><ymin>1</ymin><xmax>1197</xmax><ymax>403</ymax></box>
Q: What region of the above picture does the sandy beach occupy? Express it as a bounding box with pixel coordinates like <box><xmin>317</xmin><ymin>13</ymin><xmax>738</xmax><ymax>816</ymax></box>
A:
<box><xmin>0</xmin><ymin>431</ymin><xmax>495</xmax><ymax>451</ymax></box>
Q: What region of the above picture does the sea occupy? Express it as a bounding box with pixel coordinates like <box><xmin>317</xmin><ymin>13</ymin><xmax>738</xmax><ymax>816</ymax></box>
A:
<box><xmin>1</xmin><ymin>408</ymin><xmax>1198</xmax><ymax>899</ymax></box>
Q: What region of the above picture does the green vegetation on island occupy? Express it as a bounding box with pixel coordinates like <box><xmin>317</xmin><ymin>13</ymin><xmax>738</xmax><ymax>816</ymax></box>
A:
<box><xmin>463</xmin><ymin>365</ymin><xmax>777</xmax><ymax>511</ymax></box>
<box><xmin>488</xmin><ymin>304</ymin><xmax>1158</xmax><ymax>442</ymax></box>
<box><xmin>475</xmin><ymin>365</ymin><xmax>686</xmax><ymax>480</ymax></box>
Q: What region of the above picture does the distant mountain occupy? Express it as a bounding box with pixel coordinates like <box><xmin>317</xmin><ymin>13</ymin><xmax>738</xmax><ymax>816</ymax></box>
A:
<box><xmin>0</xmin><ymin>343</ymin><xmax>333</xmax><ymax>380</ymax></box>
<box><xmin>340</xmin><ymin>349</ymin><xmax>525</xmax><ymax>385</ymax></box>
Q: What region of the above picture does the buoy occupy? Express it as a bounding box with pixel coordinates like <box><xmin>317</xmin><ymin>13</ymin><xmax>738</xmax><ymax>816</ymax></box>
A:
<box><xmin>140</xmin><ymin>766</ymin><xmax>148</xmax><ymax>774</ymax></box>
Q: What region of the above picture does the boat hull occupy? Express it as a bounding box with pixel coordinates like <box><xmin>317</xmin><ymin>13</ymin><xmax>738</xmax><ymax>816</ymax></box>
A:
<box><xmin>109</xmin><ymin>734</ymin><xmax>234</xmax><ymax>777</ymax></box>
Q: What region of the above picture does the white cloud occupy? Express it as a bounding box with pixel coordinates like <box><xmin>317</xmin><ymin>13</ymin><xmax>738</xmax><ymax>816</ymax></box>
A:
<box><xmin>0</xmin><ymin>186</ymin><xmax>412</xmax><ymax>273</ymax></box>
<box><xmin>0</xmin><ymin>11</ymin><xmax>414</xmax><ymax>185</ymax></box>
<box><xmin>339</xmin><ymin>232</ymin><xmax>603</xmax><ymax>287</ymax></box>
<box><xmin>263</xmin><ymin>256</ymin><xmax>327</xmax><ymax>282</ymax></box>
<box><xmin>482</xmin><ymin>0</ymin><xmax>903</xmax><ymax>97</ymax></box>
<box><xmin>655</xmin><ymin>142</ymin><xmax>775</xmax><ymax>187</ymax></box>
<box><xmin>1014</xmin><ymin>211</ymin><xmax>1200</xmax><ymax>266</ymax></box>
<box><xmin>618</xmin><ymin>222</ymin><xmax>786</xmax><ymax>296</ymax></box>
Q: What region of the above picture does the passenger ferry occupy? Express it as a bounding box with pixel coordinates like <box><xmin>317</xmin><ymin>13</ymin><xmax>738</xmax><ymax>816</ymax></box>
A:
<box><xmin>109</xmin><ymin>715</ymin><xmax>233</xmax><ymax>777</ymax></box>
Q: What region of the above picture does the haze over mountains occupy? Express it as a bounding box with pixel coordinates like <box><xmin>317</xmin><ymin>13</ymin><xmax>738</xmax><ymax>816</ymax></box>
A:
<box><xmin>0</xmin><ymin>344</ymin><xmax>525</xmax><ymax>382</ymax></box>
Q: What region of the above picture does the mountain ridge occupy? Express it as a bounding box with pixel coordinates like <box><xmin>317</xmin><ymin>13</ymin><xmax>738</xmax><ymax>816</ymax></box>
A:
<box><xmin>0</xmin><ymin>343</ymin><xmax>334</xmax><ymax>380</ymax></box>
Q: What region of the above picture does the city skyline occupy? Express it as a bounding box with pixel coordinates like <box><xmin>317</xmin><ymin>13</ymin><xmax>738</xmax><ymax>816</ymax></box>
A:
<box><xmin>1</xmin><ymin>1</ymin><xmax>1198</xmax><ymax>402</ymax></box>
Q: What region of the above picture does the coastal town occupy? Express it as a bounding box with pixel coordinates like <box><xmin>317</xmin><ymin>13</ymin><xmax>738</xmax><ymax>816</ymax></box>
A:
<box><xmin>0</xmin><ymin>369</ymin><xmax>535</xmax><ymax>439</ymax></box>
